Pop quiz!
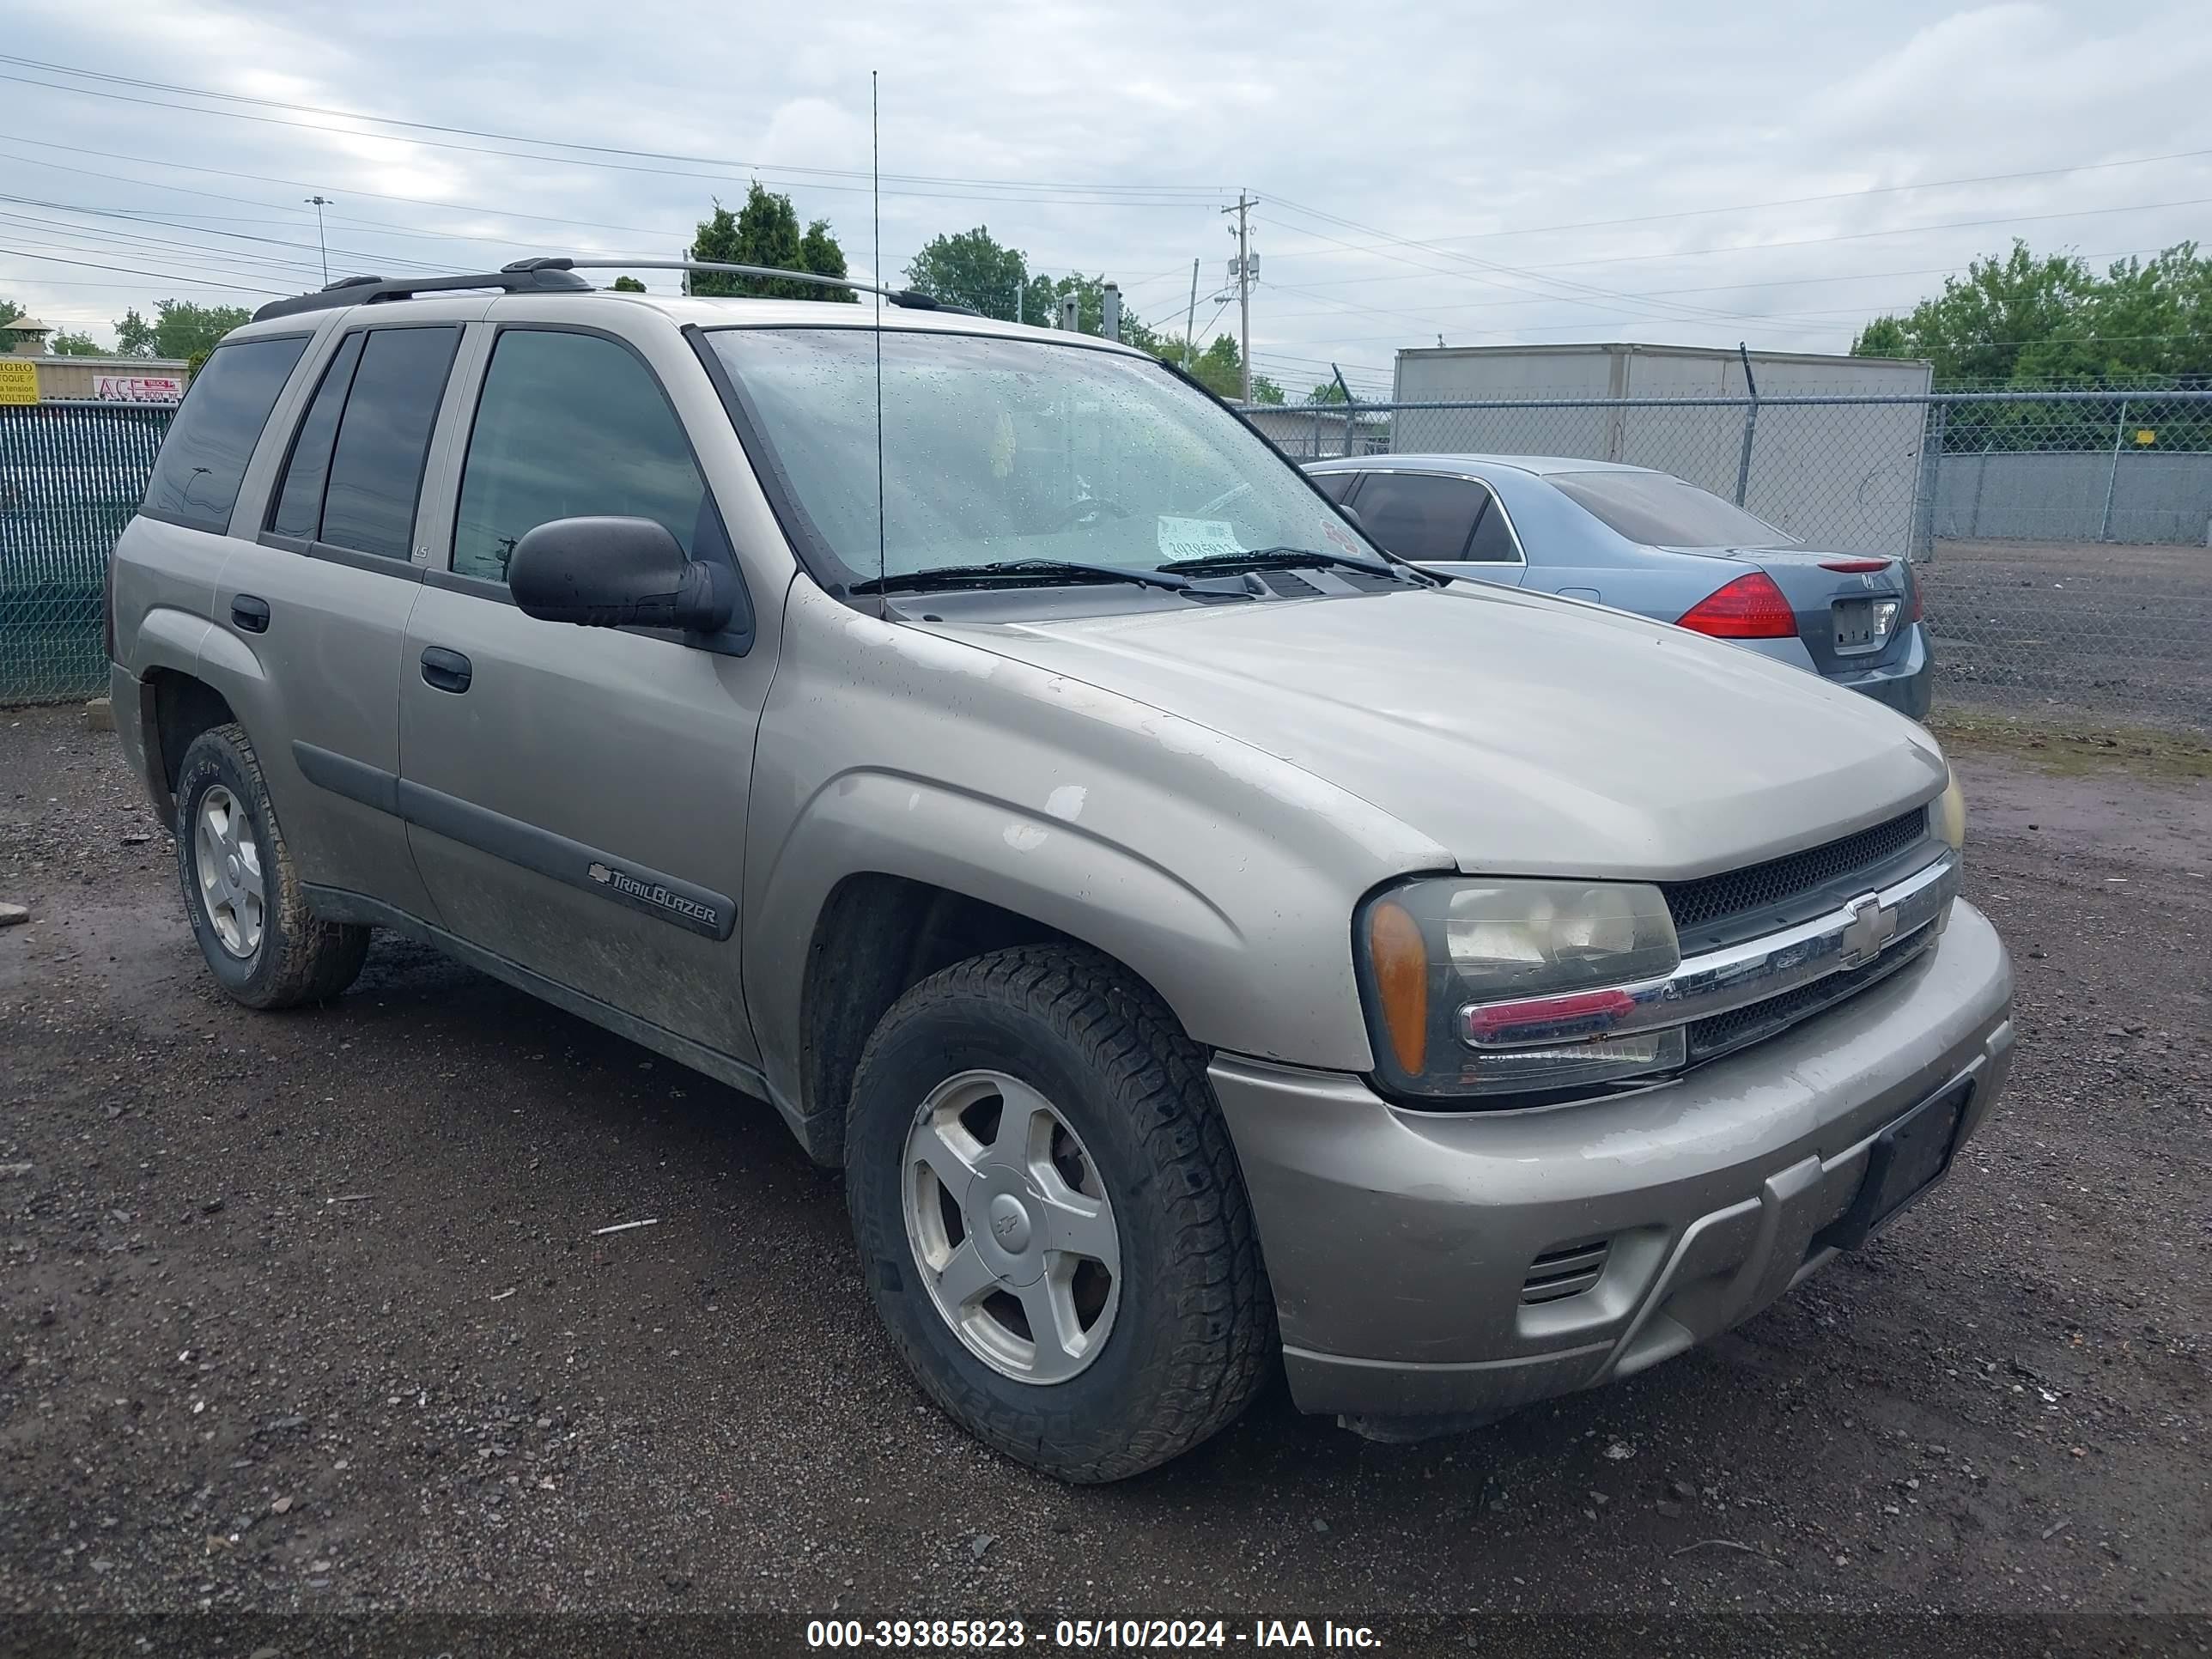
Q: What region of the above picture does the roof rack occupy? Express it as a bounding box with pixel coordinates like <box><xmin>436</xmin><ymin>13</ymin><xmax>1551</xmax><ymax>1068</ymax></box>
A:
<box><xmin>251</xmin><ymin>257</ymin><xmax>976</xmax><ymax>324</ymax></box>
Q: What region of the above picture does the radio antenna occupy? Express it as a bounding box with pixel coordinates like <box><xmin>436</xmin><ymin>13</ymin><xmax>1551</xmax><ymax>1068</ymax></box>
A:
<box><xmin>872</xmin><ymin>70</ymin><xmax>887</xmax><ymax>614</ymax></box>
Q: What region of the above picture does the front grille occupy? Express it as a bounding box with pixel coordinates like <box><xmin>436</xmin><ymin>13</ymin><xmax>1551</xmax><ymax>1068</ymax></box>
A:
<box><xmin>1521</xmin><ymin>1240</ymin><xmax>1610</xmax><ymax>1304</ymax></box>
<box><xmin>1661</xmin><ymin>808</ymin><xmax>1929</xmax><ymax>951</ymax></box>
<box><xmin>1686</xmin><ymin>921</ymin><xmax>1936</xmax><ymax>1063</ymax></box>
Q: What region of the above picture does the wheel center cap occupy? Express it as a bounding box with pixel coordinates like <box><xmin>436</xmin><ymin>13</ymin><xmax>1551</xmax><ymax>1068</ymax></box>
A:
<box><xmin>225</xmin><ymin>854</ymin><xmax>241</xmax><ymax>884</ymax></box>
<box><xmin>968</xmin><ymin>1164</ymin><xmax>1045</xmax><ymax>1285</ymax></box>
<box><xmin>986</xmin><ymin>1192</ymin><xmax>1033</xmax><ymax>1253</ymax></box>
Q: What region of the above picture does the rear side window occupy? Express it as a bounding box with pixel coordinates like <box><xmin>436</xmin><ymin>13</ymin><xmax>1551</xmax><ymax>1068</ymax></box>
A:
<box><xmin>142</xmin><ymin>337</ymin><xmax>307</xmax><ymax>533</ymax></box>
<box><xmin>319</xmin><ymin>327</ymin><xmax>459</xmax><ymax>559</ymax></box>
<box><xmin>268</xmin><ymin>332</ymin><xmax>365</xmax><ymax>539</ymax></box>
<box><xmin>452</xmin><ymin>329</ymin><xmax>707</xmax><ymax>585</ymax></box>
<box><xmin>1350</xmin><ymin>472</ymin><xmax>1482</xmax><ymax>562</ymax></box>
<box><xmin>1310</xmin><ymin>471</ymin><xmax>1358</xmax><ymax>503</ymax></box>
<box><xmin>1464</xmin><ymin>486</ymin><xmax>1522</xmax><ymax>562</ymax></box>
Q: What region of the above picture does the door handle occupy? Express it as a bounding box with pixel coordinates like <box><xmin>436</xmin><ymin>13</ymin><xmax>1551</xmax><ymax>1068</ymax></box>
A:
<box><xmin>419</xmin><ymin>647</ymin><xmax>472</xmax><ymax>695</ymax></box>
<box><xmin>230</xmin><ymin>594</ymin><xmax>270</xmax><ymax>634</ymax></box>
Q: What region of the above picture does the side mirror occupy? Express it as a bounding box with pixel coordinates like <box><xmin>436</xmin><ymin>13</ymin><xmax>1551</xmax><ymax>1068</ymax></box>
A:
<box><xmin>507</xmin><ymin>515</ymin><xmax>736</xmax><ymax>635</ymax></box>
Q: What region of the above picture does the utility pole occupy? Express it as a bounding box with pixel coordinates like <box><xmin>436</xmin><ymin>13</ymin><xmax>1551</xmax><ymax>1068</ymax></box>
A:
<box><xmin>304</xmin><ymin>196</ymin><xmax>332</xmax><ymax>285</ymax></box>
<box><xmin>1184</xmin><ymin>257</ymin><xmax>1198</xmax><ymax>366</ymax></box>
<box><xmin>1223</xmin><ymin>191</ymin><xmax>1255</xmax><ymax>402</ymax></box>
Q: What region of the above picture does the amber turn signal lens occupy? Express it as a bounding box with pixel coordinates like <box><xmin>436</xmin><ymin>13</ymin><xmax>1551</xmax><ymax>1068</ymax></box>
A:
<box><xmin>1367</xmin><ymin>899</ymin><xmax>1429</xmax><ymax>1076</ymax></box>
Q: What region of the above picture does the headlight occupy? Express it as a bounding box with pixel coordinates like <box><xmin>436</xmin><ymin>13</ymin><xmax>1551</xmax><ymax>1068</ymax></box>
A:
<box><xmin>1934</xmin><ymin>769</ymin><xmax>1966</xmax><ymax>852</ymax></box>
<box><xmin>1357</xmin><ymin>878</ymin><xmax>1683</xmax><ymax>1102</ymax></box>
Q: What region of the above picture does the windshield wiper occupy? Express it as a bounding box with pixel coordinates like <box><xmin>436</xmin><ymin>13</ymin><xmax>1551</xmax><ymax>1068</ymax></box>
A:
<box><xmin>1159</xmin><ymin>545</ymin><xmax>1432</xmax><ymax>585</ymax></box>
<box><xmin>849</xmin><ymin>558</ymin><xmax>1235</xmax><ymax>597</ymax></box>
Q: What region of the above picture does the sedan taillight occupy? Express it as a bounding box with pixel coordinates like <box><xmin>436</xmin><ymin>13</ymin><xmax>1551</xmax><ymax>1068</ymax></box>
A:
<box><xmin>1675</xmin><ymin>571</ymin><xmax>1796</xmax><ymax>639</ymax></box>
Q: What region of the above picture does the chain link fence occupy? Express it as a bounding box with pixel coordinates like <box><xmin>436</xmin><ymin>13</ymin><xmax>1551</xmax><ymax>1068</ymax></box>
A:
<box><xmin>1</xmin><ymin>401</ymin><xmax>174</xmax><ymax>705</ymax></box>
<box><xmin>1242</xmin><ymin>388</ymin><xmax>2212</xmax><ymax>732</ymax></box>
<box><xmin>3</xmin><ymin>391</ymin><xmax>2209</xmax><ymax>732</ymax></box>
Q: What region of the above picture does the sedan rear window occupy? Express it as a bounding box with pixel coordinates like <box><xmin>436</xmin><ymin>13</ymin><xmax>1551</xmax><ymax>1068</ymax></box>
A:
<box><xmin>1550</xmin><ymin>470</ymin><xmax>1795</xmax><ymax>549</ymax></box>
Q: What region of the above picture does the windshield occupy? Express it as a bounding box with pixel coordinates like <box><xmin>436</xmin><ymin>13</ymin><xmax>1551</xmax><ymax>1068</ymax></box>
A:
<box><xmin>706</xmin><ymin>328</ymin><xmax>1391</xmax><ymax>590</ymax></box>
<box><xmin>1548</xmin><ymin>470</ymin><xmax>1796</xmax><ymax>549</ymax></box>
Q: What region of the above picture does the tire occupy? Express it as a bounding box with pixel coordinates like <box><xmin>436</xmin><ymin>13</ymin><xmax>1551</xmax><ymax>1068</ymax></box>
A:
<box><xmin>845</xmin><ymin>945</ymin><xmax>1272</xmax><ymax>1482</ymax></box>
<box><xmin>173</xmin><ymin>722</ymin><xmax>370</xmax><ymax>1010</ymax></box>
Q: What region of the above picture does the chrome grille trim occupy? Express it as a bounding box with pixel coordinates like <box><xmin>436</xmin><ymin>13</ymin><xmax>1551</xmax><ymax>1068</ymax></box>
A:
<box><xmin>1460</xmin><ymin>852</ymin><xmax>1958</xmax><ymax>1051</ymax></box>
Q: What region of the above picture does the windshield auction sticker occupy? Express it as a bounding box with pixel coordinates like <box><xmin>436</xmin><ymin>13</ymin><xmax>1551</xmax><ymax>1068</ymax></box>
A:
<box><xmin>1155</xmin><ymin>517</ymin><xmax>1246</xmax><ymax>562</ymax></box>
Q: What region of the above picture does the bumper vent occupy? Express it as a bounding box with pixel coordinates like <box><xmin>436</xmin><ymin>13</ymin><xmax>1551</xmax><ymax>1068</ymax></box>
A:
<box><xmin>1522</xmin><ymin>1240</ymin><xmax>1611</xmax><ymax>1305</ymax></box>
<box><xmin>1660</xmin><ymin>808</ymin><xmax>1930</xmax><ymax>951</ymax></box>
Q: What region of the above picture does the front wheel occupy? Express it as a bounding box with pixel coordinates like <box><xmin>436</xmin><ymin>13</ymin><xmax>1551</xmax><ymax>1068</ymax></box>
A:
<box><xmin>845</xmin><ymin>945</ymin><xmax>1271</xmax><ymax>1482</ymax></box>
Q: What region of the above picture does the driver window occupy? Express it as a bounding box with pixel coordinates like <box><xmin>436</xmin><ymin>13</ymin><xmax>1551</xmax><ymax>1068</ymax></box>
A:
<box><xmin>453</xmin><ymin>330</ymin><xmax>708</xmax><ymax>584</ymax></box>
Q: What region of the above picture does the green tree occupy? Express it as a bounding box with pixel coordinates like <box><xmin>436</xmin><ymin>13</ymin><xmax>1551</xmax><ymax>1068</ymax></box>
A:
<box><xmin>50</xmin><ymin>329</ymin><xmax>102</xmax><ymax>356</ymax></box>
<box><xmin>1154</xmin><ymin>332</ymin><xmax>1280</xmax><ymax>403</ymax></box>
<box><xmin>113</xmin><ymin>300</ymin><xmax>251</xmax><ymax>360</ymax></box>
<box><xmin>0</xmin><ymin>297</ymin><xmax>21</xmax><ymax>328</ymax></box>
<box><xmin>905</xmin><ymin>226</ymin><xmax>1030</xmax><ymax>319</ymax></box>
<box><xmin>1850</xmin><ymin>240</ymin><xmax>2096</xmax><ymax>385</ymax></box>
<box><xmin>798</xmin><ymin>219</ymin><xmax>854</xmax><ymax>296</ymax></box>
<box><xmin>1017</xmin><ymin>271</ymin><xmax>1160</xmax><ymax>349</ymax></box>
<box><xmin>689</xmin><ymin>184</ymin><xmax>855</xmax><ymax>301</ymax></box>
<box><xmin>1306</xmin><ymin>380</ymin><xmax>1348</xmax><ymax>404</ymax></box>
<box><xmin>610</xmin><ymin>275</ymin><xmax>647</xmax><ymax>293</ymax></box>
<box><xmin>1849</xmin><ymin>316</ymin><xmax>1911</xmax><ymax>358</ymax></box>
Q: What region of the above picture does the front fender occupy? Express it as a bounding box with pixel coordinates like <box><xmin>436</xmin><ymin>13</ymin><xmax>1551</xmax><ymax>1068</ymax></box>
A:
<box><xmin>744</xmin><ymin>582</ymin><xmax>1451</xmax><ymax>1109</ymax></box>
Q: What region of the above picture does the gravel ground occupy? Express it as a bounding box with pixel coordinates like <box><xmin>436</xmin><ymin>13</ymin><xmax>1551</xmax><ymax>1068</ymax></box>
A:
<box><xmin>1922</xmin><ymin>537</ymin><xmax>2212</xmax><ymax>731</ymax></box>
<box><xmin>2</xmin><ymin>703</ymin><xmax>2208</xmax><ymax>1648</ymax></box>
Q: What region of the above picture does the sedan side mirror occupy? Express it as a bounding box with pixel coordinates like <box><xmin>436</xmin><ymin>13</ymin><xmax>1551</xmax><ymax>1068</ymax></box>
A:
<box><xmin>507</xmin><ymin>515</ymin><xmax>737</xmax><ymax>635</ymax></box>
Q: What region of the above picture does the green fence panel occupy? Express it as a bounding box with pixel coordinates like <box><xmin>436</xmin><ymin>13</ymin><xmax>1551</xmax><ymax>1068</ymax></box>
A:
<box><xmin>0</xmin><ymin>401</ymin><xmax>174</xmax><ymax>704</ymax></box>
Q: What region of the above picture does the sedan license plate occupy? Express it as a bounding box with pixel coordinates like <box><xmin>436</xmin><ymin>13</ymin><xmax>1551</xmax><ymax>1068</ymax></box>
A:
<box><xmin>1820</xmin><ymin>1080</ymin><xmax>1972</xmax><ymax>1250</ymax></box>
<box><xmin>1833</xmin><ymin>597</ymin><xmax>1889</xmax><ymax>650</ymax></box>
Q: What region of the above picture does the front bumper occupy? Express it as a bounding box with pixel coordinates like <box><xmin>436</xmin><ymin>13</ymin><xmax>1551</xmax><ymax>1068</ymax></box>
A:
<box><xmin>1212</xmin><ymin>898</ymin><xmax>2012</xmax><ymax>1419</ymax></box>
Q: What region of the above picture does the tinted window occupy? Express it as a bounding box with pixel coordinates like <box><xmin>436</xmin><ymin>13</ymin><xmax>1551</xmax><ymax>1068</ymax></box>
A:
<box><xmin>143</xmin><ymin>337</ymin><xmax>307</xmax><ymax>533</ymax></box>
<box><xmin>1549</xmin><ymin>471</ymin><xmax>1794</xmax><ymax>549</ymax></box>
<box><xmin>318</xmin><ymin>326</ymin><xmax>459</xmax><ymax>559</ymax></box>
<box><xmin>1310</xmin><ymin>470</ymin><xmax>1357</xmax><ymax>503</ymax></box>
<box><xmin>1464</xmin><ymin>487</ymin><xmax>1521</xmax><ymax>562</ymax></box>
<box><xmin>453</xmin><ymin>331</ymin><xmax>706</xmax><ymax>584</ymax></box>
<box><xmin>1350</xmin><ymin>472</ymin><xmax>1482</xmax><ymax>562</ymax></box>
<box><xmin>267</xmin><ymin>332</ymin><xmax>365</xmax><ymax>539</ymax></box>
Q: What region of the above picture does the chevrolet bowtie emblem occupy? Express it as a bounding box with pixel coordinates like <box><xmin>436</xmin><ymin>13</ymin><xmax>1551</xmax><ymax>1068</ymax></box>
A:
<box><xmin>1838</xmin><ymin>892</ymin><xmax>1897</xmax><ymax>968</ymax></box>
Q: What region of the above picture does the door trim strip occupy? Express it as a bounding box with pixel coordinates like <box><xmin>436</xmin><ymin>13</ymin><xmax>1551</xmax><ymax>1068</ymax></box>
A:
<box><xmin>292</xmin><ymin>741</ymin><xmax>736</xmax><ymax>940</ymax></box>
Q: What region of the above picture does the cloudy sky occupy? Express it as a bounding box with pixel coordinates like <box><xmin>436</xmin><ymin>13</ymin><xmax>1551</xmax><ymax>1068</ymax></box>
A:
<box><xmin>3</xmin><ymin>0</ymin><xmax>2207</xmax><ymax>395</ymax></box>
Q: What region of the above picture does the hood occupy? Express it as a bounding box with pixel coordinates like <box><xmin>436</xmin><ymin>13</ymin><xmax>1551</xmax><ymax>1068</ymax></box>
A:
<box><xmin>927</xmin><ymin>584</ymin><xmax>1944</xmax><ymax>881</ymax></box>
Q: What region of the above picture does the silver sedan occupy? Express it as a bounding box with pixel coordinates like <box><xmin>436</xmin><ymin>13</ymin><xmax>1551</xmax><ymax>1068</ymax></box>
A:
<box><xmin>1308</xmin><ymin>453</ymin><xmax>1933</xmax><ymax>719</ymax></box>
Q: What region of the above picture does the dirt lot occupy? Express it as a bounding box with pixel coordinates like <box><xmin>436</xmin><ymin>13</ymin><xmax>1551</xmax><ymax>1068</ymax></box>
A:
<box><xmin>2</xmin><ymin>702</ymin><xmax>2208</xmax><ymax>1650</ymax></box>
<box><xmin>1922</xmin><ymin>537</ymin><xmax>2212</xmax><ymax>731</ymax></box>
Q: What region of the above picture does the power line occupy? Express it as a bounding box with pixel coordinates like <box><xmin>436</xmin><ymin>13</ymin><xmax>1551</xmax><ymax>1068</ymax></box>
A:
<box><xmin>0</xmin><ymin>53</ymin><xmax>1231</xmax><ymax>199</ymax></box>
<box><xmin>0</xmin><ymin>69</ymin><xmax>1227</xmax><ymax>210</ymax></box>
<box><xmin>1257</xmin><ymin>246</ymin><xmax>2167</xmax><ymax>314</ymax></box>
<box><xmin>1261</xmin><ymin>196</ymin><xmax>2212</xmax><ymax>284</ymax></box>
<box><xmin>1255</xmin><ymin>146</ymin><xmax>2212</xmax><ymax>264</ymax></box>
<box><xmin>0</xmin><ymin>244</ymin><xmax>282</xmax><ymax>293</ymax></box>
<box><xmin>0</xmin><ymin>134</ymin><xmax>694</xmax><ymax>243</ymax></box>
<box><xmin>0</xmin><ymin>192</ymin><xmax>456</xmax><ymax>275</ymax></box>
<box><xmin>1257</xmin><ymin>195</ymin><xmax>1845</xmax><ymax>332</ymax></box>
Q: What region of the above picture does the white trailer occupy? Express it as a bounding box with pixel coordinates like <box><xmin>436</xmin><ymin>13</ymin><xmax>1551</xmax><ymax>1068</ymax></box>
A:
<box><xmin>1389</xmin><ymin>343</ymin><xmax>1935</xmax><ymax>556</ymax></box>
